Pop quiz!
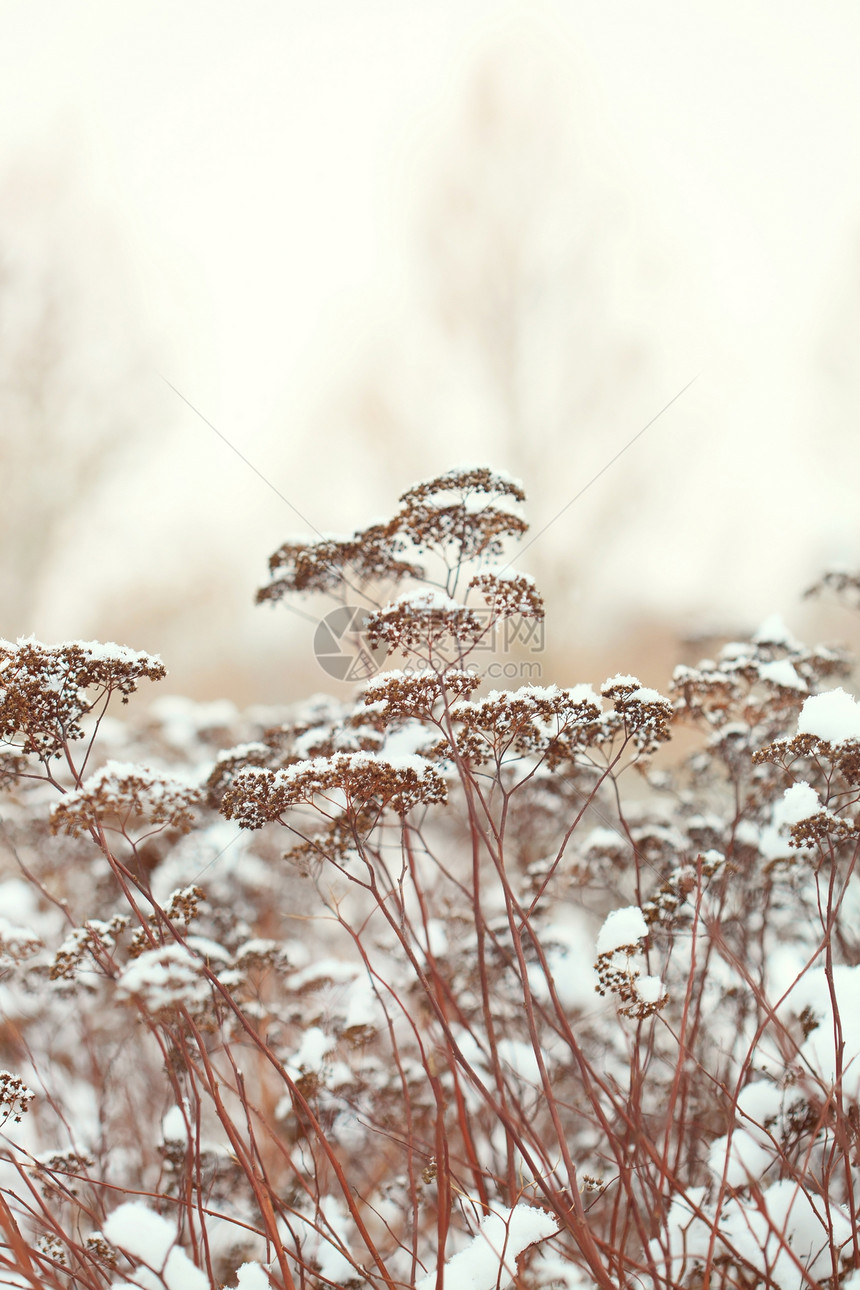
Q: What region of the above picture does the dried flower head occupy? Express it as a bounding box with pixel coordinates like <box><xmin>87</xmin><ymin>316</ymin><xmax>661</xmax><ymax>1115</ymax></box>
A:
<box><xmin>222</xmin><ymin>751</ymin><xmax>447</xmax><ymax>829</ymax></box>
<box><xmin>394</xmin><ymin>467</ymin><xmax>527</xmax><ymax>563</ymax></box>
<box><xmin>116</xmin><ymin>943</ymin><xmax>214</xmax><ymax>1019</ymax></box>
<box><xmin>468</xmin><ymin>569</ymin><xmax>544</xmax><ymax>620</ymax></box>
<box><xmin>445</xmin><ymin>683</ymin><xmax>604</xmax><ymax>768</ymax></box>
<box><xmin>257</xmin><ymin>520</ymin><xmax>423</xmax><ymax>603</ymax></box>
<box><xmin>366</xmin><ymin>590</ymin><xmax>485</xmax><ymax>656</ymax></box>
<box><xmin>0</xmin><ymin>917</ymin><xmax>42</xmax><ymax>966</ymax></box>
<box><xmin>0</xmin><ymin>638</ymin><xmax>165</xmax><ymax>762</ymax></box>
<box><xmin>51</xmin><ymin>762</ymin><xmax>202</xmax><ymax>838</ymax></box>
<box><xmin>0</xmin><ymin>1070</ymin><xmax>34</xmax><ymax>1122</ymax></box>
<box><xmin>599</xmin><ymin>676</ymin><xmax>674</xmax><ymax>753</ymax></box>
<box><xmin>643</xmin><ymin>852</ymin><xmax>724</xmax><ymax>929</ymax></box>
<box><xmin>805</xmin><ymin>567</ymin><xmax>860</xmax><ymax>609</ymax></box>
<box><xmin>360</xmin><ymin>668</ymin><xmax>480</xmax><ymax>723</ymax></box>
<box><xmin>49</xmin><ymin>915</ymin><xmax>129</xmax><ymax>984</ymax></box>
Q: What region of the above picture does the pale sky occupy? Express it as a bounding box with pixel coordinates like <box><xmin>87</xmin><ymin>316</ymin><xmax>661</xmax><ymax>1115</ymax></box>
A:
<box><xmin>2</xmin><ymin>1</ymin><xmax>859</xmax><ymax>698</ymax></box>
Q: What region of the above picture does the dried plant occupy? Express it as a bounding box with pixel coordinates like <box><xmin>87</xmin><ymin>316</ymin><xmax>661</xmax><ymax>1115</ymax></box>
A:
<box><xmin>0</xmin><ymin>470</ymin><xmax>858</xmax><ymax>1290</ymax></box>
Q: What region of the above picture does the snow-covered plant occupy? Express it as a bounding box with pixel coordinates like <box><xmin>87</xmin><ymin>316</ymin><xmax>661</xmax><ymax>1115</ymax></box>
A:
<box><xmin>0</xmin><ymin>467</ymin><xmax>858</xmax><ymax>1289</ymax></box>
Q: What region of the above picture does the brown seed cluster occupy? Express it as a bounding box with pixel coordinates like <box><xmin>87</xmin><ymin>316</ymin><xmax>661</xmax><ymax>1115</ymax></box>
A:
<box><xmin>805</xmin><ymin>567</ymin><xmax>860</xmax><ymax>609</ymax></box>
<box><xmin>468</xmin><ymin>569</ymin><xmax>544</xmax><ymax>620</ymax></box>
<box><xmin>445</xmin><ymin>684</ymin><xmax>604</xmax><ymax>767</ymax></box>
<box><xmin>643</xmin><ymin>851</ymin><xmax>724</xmax><ymax>928</ymax></box>
<box><xmin>222</xmin><ymin>751</ymin><xmax>448</xmax><ymax>829</ymax></box>
<box><xmin>594</xmin><ymin>944</ymin><xmax>667</xmax><ymax>1020</ymax></box>
<box><xmin>600</xmin><ymin>676</ymin><xmax>674</xmax><ymax>754</ymax></box>
<box><xmin>671</xmin><ymin>631</ymin><xmax>850</xmax><ymax>733</ymax></box>
<box><xmin>258</xmin><ymin>521</ymin><xmax>424</xmax><ymax>602</ymax></box>
<box><xmin>0</xmin><ymin>1069</ymin><xmax>34</xmax><ymax>1122</ymax></box>
<box><xmin>360</xmin><ymin>668</ymin><xmax>480</xmax><ymax>723</ymax></box>
<box><xmin>48</xmin><ymin>915</ymin><xmax>129</xmax><ymax>984</ymax></box>
<box><xmin>51</xmin><ymin>764</ymin><xmax>202</xmax><ymax>838</ymax></box>
<box><xmin>366</xmin><ymin>593</ymin><xmax>485</xmax><ymax>655</ymax></box>
<box><xmin>256</xmin><ymin>467</ymin><xmax>528</xmax><ymax>607</ymax></box>
<box><xmin>0</xmin><ymin>638</ymin><xmax>165</xmax><ymax>761</ymax></box>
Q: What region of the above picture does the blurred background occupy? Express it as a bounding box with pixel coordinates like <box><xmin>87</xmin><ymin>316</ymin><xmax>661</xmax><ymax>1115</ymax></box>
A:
<box><xmin>2</xmin><ymin>0</ymin><xmax>860</xmax><ymax>704</ymax></box>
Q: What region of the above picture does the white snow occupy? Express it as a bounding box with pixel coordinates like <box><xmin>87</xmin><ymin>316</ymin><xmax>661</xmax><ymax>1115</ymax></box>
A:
<box><xmin>185</xmin><ymin>935</ymin><xmax>231</xmax><ymax>963</ymax></box>
<box><xmin>116</xmin><ymin>945</ymin><xmax>209</xmax><ymax>1012</ymax></box>
<box><xmin>780</xmin><ymin>964</ymin><xmax>860</xmax><ymax>1101</ymax></box>
<box><xmin>565</xmin><ymin>683</ymin><xmax>602</xmax><ymax>707</ymax></box>
<box><xmin>479</xmin><ymin>568</ymin><xmax>535</xmax><ymax>584</ymax></box>
<box><xmin>101</xmin><ymin>1197</ymin><xmax>211</xmax><ymax>1290</ymax></box>
<box><xmin>103</xmin><ymin>1200</ymin><xmax>175</xmax><ymax>1264</ymax></box>
<box><xmin>757</xmin><ymin>658</ymin><xmax>806</xmax><ymax>690</ymax></box>
<box><xmin>479</xmin><ymin>683</ymin><xmax>601</xmax><ymax>711</ymax></box>
<box><xmin>344</xmin><ymin>974</ymin><xmax>381</xmax><ymax>1030</ymax></box>
<box><xmin>416</xmin><ymin>1204</ymin><xmax>558</xmax><ymax>1290</ymax></box>
<box><xmin>271</xmin><ymin>750</ymin><xmax>436</xmax><ymax>788</ymax></box>
<box><xmin>736</xmin><ymin>1080</ymin><xmax>785</xmax><ymax>1145</ymax></box>
<box><xmin>382</xmin><ymin>721</ymin><xmax>441</xmax><ymax>760</ymax></box>
<box><xmin>0</xmin><ymin>916</ymin><xmax>40</xmax><ymax>962</ymax></box>
<box><xmin>602</xmin><ymin>673</ymin><xmax>640</xmax><ymax>689</ymax></box>
<box><xmin>161</xmin><ymin>1106</ymin><xmax>188</xmax><ymax>1142</ymax></box>
<box><xmin>162</xmin><ymin>1246</ymin><xmax>209</xmax><ymax>1290</ymax></box>
<box><xmin>778</xmin><ymin>781</ymin><xmax>822</xmax><ymax>826</ymax></box>
<box><xmin>388</xmin><ymin>589</ymin><xmax>464</xmax><ymax>614</ymax></box>
<box><xmin>628</xmin><ymin>686</ymin><xmax>664</xmax><ymax>703</ymax></box>
<box><xmin>718</xmin><ymin>1181</ymin><xmax>853</xmax><ymax>1289</ymax></box>
<box><xmin>719</xmin><ymin>640</ymin><xmax>752</xmax><ymax>661</ymax></box>
<box><xmin>496</xmin><ymin>1038</ymin><xmax>543</xmax><ymax>1086</ymax></box>
<box><xmin>434</xmin><ymin>463</ymin><xmax>525</xmax><ymax>492</ymax></box>
<box><xmin>583</xmin><ymin>827</ymin><xmax>623</xmax><ymax>852</ymax></box>
<box><xmin>484</xmin><ymin>684</ymin><xmax>556</xmax><ymax>705</ymax></box>
<box><xmin>288</xmin><ymin>1025</ymin><xmax>335</xmax><ymax>1074</ymax></box>
<box><xmin>424</xmin><ymin>918</ymin><xmax>448</xmax><ymax>957</ymax></box>
<box><xmin>797</xmin><ymin>687</ymin><xmax>860</xmax><ymax>744</ymax></box>
<box><xmin>633</xmin><ymin>975</ymin><xmax>667</xmax><ymax>1006</ymax></box>
<box><xmin>758</xmin><ymin>781</ymin><xmax>826</xmax><ymax>860</ymax></box>
<box><xmin>462</xmin><ymin>491</ymin><xmax>522</xmax><ymax>514</ymax></box>
<box><xmin>596</xmin><ymin>906</ymin><xmax>648</xmax><ymax>954</ymax></box>
<box><xmin>5</xmin><ymin>637</ymin><xmax>164</xmax><ymax>669</ymax></box>
<box><xmin>707</xmin><ymin>1128</ymin><xmax>773</xmax><ymax>1187</ymax></box>
<box><xmin>753</xmin><ymin>615</ymin><xmax>799</xmax><ymax>647</ymax></box>
<box><xmin>233</xmin><ymin>1265</ymin><xmax>271</xmax><ymax>1290</ymax></box>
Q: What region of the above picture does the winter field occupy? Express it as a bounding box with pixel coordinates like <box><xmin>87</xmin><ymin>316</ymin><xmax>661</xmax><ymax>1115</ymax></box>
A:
<box><xmin>1</xmin><ymin>467</ymin><xmax>859</xmax><ymax>1289</ymax></box>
